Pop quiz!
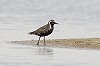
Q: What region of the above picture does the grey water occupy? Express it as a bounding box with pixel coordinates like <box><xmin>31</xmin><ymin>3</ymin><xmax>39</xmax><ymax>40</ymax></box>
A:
<box><xmin>0</xmin><ymin>42</ymin><xmax>100</xmax><ymax>66</ymax></box>
<box><xmin>0</xmin><ymin>0</ymin><xmax>100</xmax><ymax>66</ymax></box>
<box><xmin>0</xmin><ymin>0</ymin><xmax>100</xmax><ymax>41</ymax></box>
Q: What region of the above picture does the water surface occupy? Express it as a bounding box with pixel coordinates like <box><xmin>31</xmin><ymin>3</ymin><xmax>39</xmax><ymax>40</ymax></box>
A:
<box><xmin>0</xmin><ymin>42</ymin><xmax>100</xmax><ymax>66</ymax></box>
<box><xmin>0</xmin><ymin>0</ymin><xmax>100</xmax><ymax>41</ymax></box>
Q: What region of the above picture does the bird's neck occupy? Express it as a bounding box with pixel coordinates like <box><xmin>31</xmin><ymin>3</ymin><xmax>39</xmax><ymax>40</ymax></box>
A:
<box><xmin>51</xmin><ymin>24</ymin><xmax>54</xmax><ymax>29</ymax></box>
<box><xmin>49</xmin><ymin>24</ymin><xmax>54</xmax><ymax>30</ymax></box>
<box><xmin>48</xmin><ymin>22</ymin><xmax>54</xmax><ymax>30</ymax></box>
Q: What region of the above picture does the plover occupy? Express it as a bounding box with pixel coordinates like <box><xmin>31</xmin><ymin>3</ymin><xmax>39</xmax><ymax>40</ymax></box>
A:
<box><xmin>28</xmin><ymin>20</ymin><xmax>58</xmax><ymax>45</ymax></box>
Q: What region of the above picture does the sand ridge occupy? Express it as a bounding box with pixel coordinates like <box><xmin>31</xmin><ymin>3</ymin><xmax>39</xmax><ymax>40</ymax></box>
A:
<box><xmin>8</xmin><ymin>38</ymin><xmax>100</xmax><ymax>49</ymax></box>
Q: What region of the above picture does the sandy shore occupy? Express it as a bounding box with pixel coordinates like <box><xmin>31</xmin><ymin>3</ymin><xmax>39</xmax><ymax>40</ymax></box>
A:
<box><xmin>8</xmin><ymin>38</ymin><xmax>100</xmax><ymax>50</ymax></box>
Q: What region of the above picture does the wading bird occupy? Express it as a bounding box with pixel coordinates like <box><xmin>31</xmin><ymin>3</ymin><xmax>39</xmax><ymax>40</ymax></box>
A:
<box><xmin>28</xmin><ymin>20</ymin><xmax>58</xmax><ymax>45</ymax></box>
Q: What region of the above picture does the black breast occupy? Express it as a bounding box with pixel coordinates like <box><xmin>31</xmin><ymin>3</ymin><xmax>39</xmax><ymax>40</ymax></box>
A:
<box><xmin>40</xmin><ymin>29</ymin><xmax>53</xmax><ymax>36</ymax></box>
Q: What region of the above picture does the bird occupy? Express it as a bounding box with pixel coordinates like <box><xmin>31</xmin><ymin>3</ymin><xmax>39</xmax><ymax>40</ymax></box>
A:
<box><xmin>28</xmin><ymin>20</ymin><xmax>58</xmax><ymax>45</ymax></box>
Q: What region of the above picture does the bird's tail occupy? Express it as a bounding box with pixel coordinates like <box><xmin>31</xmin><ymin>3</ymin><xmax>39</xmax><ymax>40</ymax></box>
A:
<box><xmin>28</xmin><ymin>31</ymin><xmax>34</xmax><ymax>35</ymax></box>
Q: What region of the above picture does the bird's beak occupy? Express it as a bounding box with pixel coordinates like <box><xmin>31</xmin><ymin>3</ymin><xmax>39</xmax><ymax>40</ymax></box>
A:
<box><xmin>55</xmin><ymin>22</ymin><xmax>58</xmax><ymax>24</ymax></box>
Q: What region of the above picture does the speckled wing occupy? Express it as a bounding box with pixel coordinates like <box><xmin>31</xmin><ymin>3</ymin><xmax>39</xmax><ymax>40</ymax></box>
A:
<box><xmin>33</xmin><ymin>24</ymin><xmax>50</xmax><ymax>36</ymax></box>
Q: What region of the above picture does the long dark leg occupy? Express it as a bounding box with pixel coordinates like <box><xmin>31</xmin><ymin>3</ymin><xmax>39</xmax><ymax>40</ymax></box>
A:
<box><xmin>37</xmin><ymin>36</ymin><xmax>41</xmax><ymax>45</ymax></box>
<box><xmin>44</xmin><ymin>36</ymin><xmax>46</xmax><ymax>45</ymax></box>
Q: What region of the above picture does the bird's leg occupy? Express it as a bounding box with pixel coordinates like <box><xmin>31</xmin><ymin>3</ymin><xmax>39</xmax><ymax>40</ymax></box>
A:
<box><xmin>37</xmin><ymin>36</ymin><xmax>41</xmax><ymax>45</ymax></box>
<box><xmin>44</xmin><ymin>36</ymin><xmax>46</xmax><ymax>45</ymax></box>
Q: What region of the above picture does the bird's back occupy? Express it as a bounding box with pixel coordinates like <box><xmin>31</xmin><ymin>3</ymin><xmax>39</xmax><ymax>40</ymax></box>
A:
<box><xmin>31</xmin><ymin>23</ymin><xmax>53</xmax><ymax>36</ymax></box>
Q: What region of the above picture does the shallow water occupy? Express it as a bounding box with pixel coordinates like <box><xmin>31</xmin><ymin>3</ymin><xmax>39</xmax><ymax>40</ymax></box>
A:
<box><xmin>0</xmin><ymin>42</ymin><xmax>100</xmax><ymax>66</ymax></box>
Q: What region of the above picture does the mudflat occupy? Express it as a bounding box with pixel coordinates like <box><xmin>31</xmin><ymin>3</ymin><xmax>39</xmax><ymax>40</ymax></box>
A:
<box><xmin>9</xmin><ymin>38</ymin><xmax>100</xmax><ymax>50</ymax></box>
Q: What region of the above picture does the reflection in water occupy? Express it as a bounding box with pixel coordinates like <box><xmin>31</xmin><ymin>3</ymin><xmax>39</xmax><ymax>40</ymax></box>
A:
<box><xmin>36</xmin><ymin>47</ymin><xmax>53</xmax><ymax>56</ymax></box>
<box><xmin>1</xmin><ymin>42</ymin><xmax>100</xmax><ymax>66</ymax></box>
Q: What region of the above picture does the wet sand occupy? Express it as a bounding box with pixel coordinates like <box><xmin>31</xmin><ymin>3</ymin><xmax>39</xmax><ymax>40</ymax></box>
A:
<box><xmin>9</xmin><ymin>38</ymin><xmax>100</xmax><ymax>50</ymax></box>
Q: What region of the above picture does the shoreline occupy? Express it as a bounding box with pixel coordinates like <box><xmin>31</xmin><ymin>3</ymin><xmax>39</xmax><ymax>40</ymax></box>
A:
<box><xmin>8</xmin><ymin>38</ymin><xmax>100</xmax><ymax>50</ymax></box>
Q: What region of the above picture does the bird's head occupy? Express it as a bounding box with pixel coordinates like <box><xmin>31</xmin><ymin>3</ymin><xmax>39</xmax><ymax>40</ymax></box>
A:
<box><xmin>48</xmin><ymin>20</ymin><xmax>58</xmax><ymax>26</ymax></box>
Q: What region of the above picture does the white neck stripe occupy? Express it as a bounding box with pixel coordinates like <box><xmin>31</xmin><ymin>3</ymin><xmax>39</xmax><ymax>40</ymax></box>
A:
<box><xmin>48</xmin><ymin>22</ymin><xmax>52</xmax><ymax>29</ymax></box>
